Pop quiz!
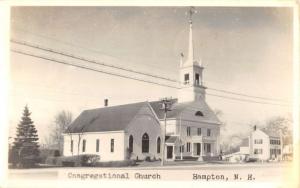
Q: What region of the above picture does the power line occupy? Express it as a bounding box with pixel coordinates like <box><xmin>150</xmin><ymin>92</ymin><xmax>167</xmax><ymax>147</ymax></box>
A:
<box><xmin>11</xmin><ymin>49</ymin><xmax>180</xmax><ymax>89</ymax></box>
<box><xmin>11</xmin><ymin>49</ymin><xmax>291</xmax><ymax>107</ymax></box>
<box><xmin>206</xmin><ymin>93</ymin><xmax>290</xmax><ymax>107</ymax></box>
<box><xmin>207</xmin><ymin>87</ymin><xmax>290</xmax><ymax>103</ymax></box>
<box><xmin>11</xmin><ymin>39</ymin><xmax>291</xmax><ymax>104</ymax></box>
<box><xmin>11</xmin><ymin>39</ymin><xmax>178</xmax><ymax>83</ymax></box>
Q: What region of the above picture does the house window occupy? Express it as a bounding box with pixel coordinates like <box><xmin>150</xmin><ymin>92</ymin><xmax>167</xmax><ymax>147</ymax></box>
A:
<box><xmin>277</xmin><ymin>149</ymin><xmax>281</xmax><ymax>154</ymax></box>
<box><xmin>254</xmin><ymin>139</ymin><xmax>263</xmax><ymax>144</ymax></box>
<box><xmin>157</xmin><ymin>137</ymin><xmax>161</xmax><ymax>153</ymax></box>
<box><xmin>195</xmin><ymin>73</ymin><xmax>200</xmax><ymax>85</ymax></box>
<box><xmin>254</xmin><ymin>149</ymin><xmax>263</xmax><ymax>154</ymax></box>
<box><xmin>70</xmin><ymin>140</ymin><xmax>73</xmax><ymax>153</ymax></box>
<box><xmin>180</xmin><ymin>145</ymin><xmax>184</xmax><ymax>153</ymax></box>
<box><xmin>195</xmin><ymin>111</ymin><xmax>204</xmax><ymax>116</ymax></box>
<box><xmin>187</xmin><ymin>142</ymin><xmax>191</xmax><ymax>152</ymax></box>
<box><xmin>129</xmin><ymin>135</ymin><xmax>133</xmax><ymax>153</ymax></box>
<box><xmin>82</xmin><ymin>139</ymin><xmax>86</xmax><ymax>152</ymax></box>
<box><xmin>142</xmin><ymin>133</ymin><xmax>149</xmax><ymax>153</ymax></box>
<box><xmin>207</xmin><ymin>129</ymin><xmax>211</xmax><ymax>136</ymax></box>
<box><xmin>111</xmin><ymin>139</ymin><xmax>114</xmax><ymax>153</ymax></box>
<box><xmin>96</xmin><ymin>139</ymin><xmax>100</xmax><ymax>152</ymax></box>
<box><xmin>206</xmin><ymin>143</ymin><xmax>211</xmax><ymax>153</ymax></box>
<box><xmin>184</xmin><ymin>74</ymin><xmax>189</xmax><ymax>84</ymax></box>
<box><xmin>187</xmin><ymin>127</ymin><xmax>191</xmax><ymax>136</ymax></box>
<box><xmin>197</xmin><ymin>128</ymin><xmax>201</xmax><ymax>136</ymax></box>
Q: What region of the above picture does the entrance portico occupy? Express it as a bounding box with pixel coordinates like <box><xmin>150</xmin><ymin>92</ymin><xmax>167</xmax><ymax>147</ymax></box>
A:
<box><xmin>192</xmin><ymin>142</ymin><xmax>213</xmax><ymax>157</ymax></box>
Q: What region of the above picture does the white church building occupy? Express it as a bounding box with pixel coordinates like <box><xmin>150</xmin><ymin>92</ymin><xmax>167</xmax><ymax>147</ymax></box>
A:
<box><xmin>63</xmin><ymin>10</ymin><xmax>221</xmax><ymax>162</ymax></box>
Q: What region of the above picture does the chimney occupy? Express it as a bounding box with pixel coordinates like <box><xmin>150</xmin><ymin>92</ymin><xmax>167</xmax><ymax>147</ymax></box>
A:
<box><xmin>104</xmin><ymin>99</ymin><xmax>108</xmax><ymax>107</ymax></box>
<box><xmin>254</xmin><ymin>125</ymin><xmax>257</xmax><ymax>131</ymax></box>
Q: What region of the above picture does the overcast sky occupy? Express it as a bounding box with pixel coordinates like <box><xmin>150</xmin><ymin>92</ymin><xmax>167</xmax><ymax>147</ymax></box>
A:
<box><xmin>9</xmin><ymin>6</ymin><xmax>293</xmax><ymax>142</ymax></box>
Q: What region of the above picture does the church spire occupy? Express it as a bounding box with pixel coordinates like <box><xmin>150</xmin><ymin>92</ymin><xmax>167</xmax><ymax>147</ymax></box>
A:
<box><xmin>183</xmin><ymin>7</ymin><xmax>198</xmax><ymax>67</ymax></box>
<box><xmin>188</xmin><ymin>7</ymin><xmax>195</xmax><ymax>63</ymax></box>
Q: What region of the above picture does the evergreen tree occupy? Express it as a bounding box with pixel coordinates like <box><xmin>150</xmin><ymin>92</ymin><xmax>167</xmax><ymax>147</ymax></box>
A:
<box><xmin>12</xmin><ymin>105</ymin><xmax>40</xmax><ymax>168</ymax></box>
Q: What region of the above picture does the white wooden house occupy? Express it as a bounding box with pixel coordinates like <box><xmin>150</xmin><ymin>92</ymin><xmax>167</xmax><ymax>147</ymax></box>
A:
<box><xmin>239</xmin><ymin>127</ymin><xmax>283</xmax><ymax>161</ymax></box>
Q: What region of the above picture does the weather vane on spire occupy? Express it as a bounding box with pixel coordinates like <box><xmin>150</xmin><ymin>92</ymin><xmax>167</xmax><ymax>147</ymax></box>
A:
<box><xmin>188</xmin><ymin>6</ymin><xmax>197</xmax><ymax>23</ymax></box>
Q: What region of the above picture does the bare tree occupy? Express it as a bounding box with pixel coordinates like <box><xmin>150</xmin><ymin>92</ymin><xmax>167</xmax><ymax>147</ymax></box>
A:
<box><xmin>264</xmin><ymin>116</ymin><xmax>292</xmax><ymax>145</ymax></box>
<box><xmin>49</xmin><ymin>110</ymin><xmax>73</xmax><ymax>154</ymax></box>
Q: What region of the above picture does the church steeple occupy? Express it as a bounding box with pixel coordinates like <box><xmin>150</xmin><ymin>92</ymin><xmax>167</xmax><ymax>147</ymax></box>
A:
<box><xmin>182</xmin><ymin>7</ymin><xmax>200</xmax><ymax>67</ymax></box>
<box><xmin>178</xmin><ymin>7</ymin><xmax>206</xmax><ymax>103</ymax></box>
<box><xmin>187</xmin><ymin>10</ymin><xmax>194</xmax><ymax>65</ymax></box>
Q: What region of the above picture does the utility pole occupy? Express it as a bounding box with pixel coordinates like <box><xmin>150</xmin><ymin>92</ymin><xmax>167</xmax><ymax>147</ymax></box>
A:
<box><xmin>160</xmin><ymin>97</ymin><xmax>173</xmax><ymax>166</ymax></box>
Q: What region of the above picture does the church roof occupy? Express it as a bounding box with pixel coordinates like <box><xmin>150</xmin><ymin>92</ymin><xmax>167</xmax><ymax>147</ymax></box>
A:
<box><xmin>66</xmin><ymin>102</ymin><xmax>146</xmax><ymax>133</ymax></box>
<box><xmin>67</xmin><ymin>98</ymin><xmax>220</xmax><ymax>133</ymax></box>
<box><xmin>150</xmin><ymin>99</ymin><xmax>221</xmax><ymax>124</ymax></box>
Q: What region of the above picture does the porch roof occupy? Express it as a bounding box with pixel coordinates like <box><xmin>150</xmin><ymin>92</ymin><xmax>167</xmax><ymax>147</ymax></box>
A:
<box><xmin>165</xmin><ymin>136</ymin><xmax>183</xmax><ymax>145</ymax></box>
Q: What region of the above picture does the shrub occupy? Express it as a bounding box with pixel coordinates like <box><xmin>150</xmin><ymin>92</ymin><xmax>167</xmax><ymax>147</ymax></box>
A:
<box><xmin>39</xmin><ymin>149</ymin><xmax>61</xmax><ymax>164</ymax></box>
<box><xmin>81</xmin><ymin>154</ymin><xmax>100</xmax><ymax>167</ymax></box>
<box><xmin>45</xmin><ymin>154</ymin><xmax>100</xmax><ymax>167</ymax></box>
<box><xmin>20</xmin><ymin>155</ymin><xmax>40</xmax><ymax>168</ymax></box>
<box><xmin>95</xmin><ymin>160</ymin><xmax>136</xmax><ymax>167</ymax></box>
<box><xmin>145</xmin><ymin>156</ymin><xmax>151</xmax><ymax>162</ymax></box>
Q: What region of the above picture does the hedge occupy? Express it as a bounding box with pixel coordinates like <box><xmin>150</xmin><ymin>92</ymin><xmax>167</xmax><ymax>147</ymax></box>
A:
<box><xmin>45</xmin><ymin>155</ymin><xmax>136</xmax><ymax>167</ymax></box>
<box><xmin>45</xmin><ymin>154</ymin><xmax>100</xmax><ymax>167</ymax></box>
<box><xmin>94</xmin><ymin>160</ymin><xmax>136</xmax><ymax>167</ymax></box>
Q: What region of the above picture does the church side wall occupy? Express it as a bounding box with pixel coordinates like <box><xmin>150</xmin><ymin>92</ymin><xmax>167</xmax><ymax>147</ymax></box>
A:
<box><xmin>63</xmin><ymin>131</ymin><xmax>125</xmax><ymax>162</ymax></box>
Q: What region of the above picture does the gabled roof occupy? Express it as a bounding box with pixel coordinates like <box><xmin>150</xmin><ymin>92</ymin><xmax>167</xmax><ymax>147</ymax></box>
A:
<box><xmin>67</xmin><ymin>98</ymin><xmax>220</xmax><ymax>134</ymax></box>
<box><xmin>67</xmin><ymin>102</ymin><xmax>147</xmax><ymax>133</ymax></box>
<box><xmin>150</xmin><ymin>99</ymin><xmax>221</xmax><ymax>124</ymax></box>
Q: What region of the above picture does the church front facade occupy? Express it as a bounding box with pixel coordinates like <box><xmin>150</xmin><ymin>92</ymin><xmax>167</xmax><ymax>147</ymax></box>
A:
<box><xmin>63</xmin><ymin>9</ymin><xmax>221</xmax><ymax>162</ymax></box>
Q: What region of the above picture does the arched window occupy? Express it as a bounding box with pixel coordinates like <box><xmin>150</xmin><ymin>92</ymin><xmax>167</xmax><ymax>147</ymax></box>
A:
<box><xmin>142</xmin><ymin>133</ymin><xmax>149</xmax><ymax>153</ymax></box>
<box><xmin>195</xmin><ymin>111</ymin><xmax>204</xmax><ymax>116</ymax></box>
<box><xmin>157</xmin><ymin>137</ymin><xmax>161</xmax><ymax>153</ymax></box>
<box><xmin>129</xmin><ymin>135</ymin><xmax>133</xmax><ymax>153</ymax></box>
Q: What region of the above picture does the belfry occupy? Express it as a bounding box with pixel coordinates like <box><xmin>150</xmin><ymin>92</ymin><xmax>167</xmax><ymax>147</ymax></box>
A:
<box><xmin>178</xmin><ymin>7</ymin><xmax>206</xmax><ymax>103</ymax></box>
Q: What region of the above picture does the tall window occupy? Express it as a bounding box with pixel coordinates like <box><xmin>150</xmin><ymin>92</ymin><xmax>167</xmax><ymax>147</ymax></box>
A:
<box><xmin>70</xmin><ymin>140</ymin><xmax>73</xmax><ymax>153</ymax></box>
<box><xmin>206</xmin><ymin>143</ymin><xmax>211</xmax><ymax>153</ymax></box>
<box><xmin>180</xmin><ymin>145</ymin><xmax>184</xmax><ymax>153</ymax></box>
<box><xmin>111</xmin><ymin>139</ymin><xmax>114</xmax><ymax>152</ymax></box>
<box><xmin>96</xmin><ymin>139</ymin><xmax>100</xmax><ymax>152</ymax></box>
<box><xmin>207</xmin><ymin>129</ymin><xmax>211</xmax><ymax>136</ymax></box>
<box><xmin>197</xmin><ymin>128</ymin><xmax>201</xmax><ymax>136</ymax></box>
<box><xmin>254</xmin><ymin>139</ymin><xmax>263</xmax><ymax>144</ymax></box>
<box><xmin>195</xmin><ymin>73</ymin><xmax>200</xmax><ymax>85</ymax></box>
<box><xmin>187</xmin><ymin>142</ymin><xmax>191</xmax><ymax>152</ymax></box>
<box><xmin>157</xmin><ymin>137</ymin><xmax>161</xmax><ymax>153</ymax></box>
<box><xmin>142</xmin><ymin>133</ymin><xmax>149</xmax><ymax>153</ymax></box>
<box><xmin>184</xmin><ymin>74</ymin><xmax>189</xmax><ymax>84</ymax></box>
<box><xmin>129</xmin><ymin>135</ymin><xmax>133</xmax><ymax>153</ymax></box>
<box><xmin>187</xmin><ymin>127</ymin><xmax>191</xmax><ymax>136</ymax></box>
<box><xmin>82</xmin><ymin>139</ymin><xmax>86</xmax><ymax>152</ymax></box>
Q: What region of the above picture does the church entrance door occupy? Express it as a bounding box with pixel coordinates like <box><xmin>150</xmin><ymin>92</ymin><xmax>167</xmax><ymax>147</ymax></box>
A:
<box><xmin>167</xmin><ymin>146</ymin><xmax>173</xmax><ymax>159</ymax></box>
